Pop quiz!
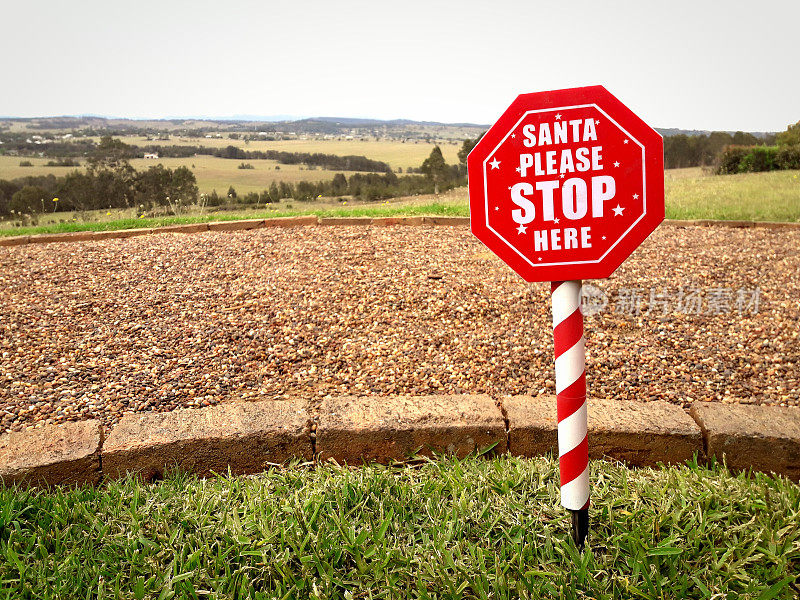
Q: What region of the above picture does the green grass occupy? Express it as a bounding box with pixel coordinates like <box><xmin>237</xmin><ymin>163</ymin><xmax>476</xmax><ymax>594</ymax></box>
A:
<box><xmin>1</xmin><ymin>456</ymin><xmax>798</xmax><ymax>599</ymax></box>
<box><xmin>0</xmin><ymin>202</ymin><xmax>465</xmax><ymax>237</ymax></box>
<box><xmin>665</xmin><ymin>167</ymin><xmax>800</xmax><ymax>221</ymax></box>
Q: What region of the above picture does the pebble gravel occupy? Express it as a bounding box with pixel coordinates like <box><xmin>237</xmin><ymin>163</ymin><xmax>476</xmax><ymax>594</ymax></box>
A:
<box><xmin>1</xmin><ymin>225</ymin><xmax>798</xmax><ymax>432</ymax></box>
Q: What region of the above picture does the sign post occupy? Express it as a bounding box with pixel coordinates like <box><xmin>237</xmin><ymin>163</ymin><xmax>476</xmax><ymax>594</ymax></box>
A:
<box><xmin>551</xmin><ymin>280</ymin><xmax>589</xmax><ymax>546</ymax></box>
<box><xmin>467</xmin><ymin>86</ymin><xmax>664</xmax><ymax>547</ymax></box>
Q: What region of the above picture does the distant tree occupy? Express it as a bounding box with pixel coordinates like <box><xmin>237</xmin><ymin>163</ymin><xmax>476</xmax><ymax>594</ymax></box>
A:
<box><xmin>420</xmin><ymin>146</ymin><xmax>449</xmax><ymax>194</ymax></box>
<box><xmin>268</xmin><ymin>181</ymin><xmax>280</xmax><ymax>202</ymax></box>
<box><xmin>457</xmin><ymin>133</ymin><xmax>484</xmax><ymax>167</ymax></box>
<box><xmin>170</xmin><ymin>166</ymin><xmax>199</xmax><ymax>205</ymax></box>
<box><xmin>732</xmin><ymin>131</ymin><xmax>758</xmax><ymax>146</ymax></box>
<box><xmin>227</xmin><ymin>185</ymin><xmax>237</xmax><ymax>199</ymax></box>
<box><xmin>777</xmin><ymin>121</ymin><xmax>800</xmax><ymax>146</ymax></box>
<box><xmin>90</xmin><ymin>136</ymin><xmax>134</xmax><ymax>166</ymax></box>
<box><xmin>0</xmin><ymin>179</ymin><xmax>21</xmax><ymax>216</ymax></box>
<box><xmin>134</xmin><ymin>164</ymin><xmax>172</xmax><ymax>207</ymax></box>
<box><xmin>60</xmin><ymin>170</ymin><xmax>97</xmax><ymax>212</ymax></box>
<box><xmin>331</xmin><ymin>173</ymin><xmax>348</xmax><ymax>195</ymax></box>
<box><xmin>10</xmin><ymin>185</ymin><xmax>47</xmax><ymax>214</ymax></box>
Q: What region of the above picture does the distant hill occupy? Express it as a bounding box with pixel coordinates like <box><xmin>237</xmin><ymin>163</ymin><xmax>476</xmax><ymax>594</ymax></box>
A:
<box><xmin>656</xmin><ymin>127</ymin><xmax>775</xmax><ymax>139</ymax></box>
<box><xmin>0</xmin><ymin>115</ymin><xmax>775</xmax><ymax>141</ymax></box>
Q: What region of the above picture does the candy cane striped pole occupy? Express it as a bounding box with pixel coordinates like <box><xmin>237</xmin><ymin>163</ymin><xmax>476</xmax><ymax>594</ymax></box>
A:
<box><xmin>551</xmin><ymin>280</ymin><xmax>589</xmax><ymax>547</ymax></box>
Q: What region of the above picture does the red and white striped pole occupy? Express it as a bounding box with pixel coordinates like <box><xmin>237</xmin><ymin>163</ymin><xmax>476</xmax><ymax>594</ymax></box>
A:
<box><xmin>551</xmin><ymin>280</ymin><xmax>589</xmax><ymax>547</ymax></box>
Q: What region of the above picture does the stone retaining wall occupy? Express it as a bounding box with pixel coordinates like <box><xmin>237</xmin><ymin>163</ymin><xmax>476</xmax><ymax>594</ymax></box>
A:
<box><xmin>2</xmin><ymin>216</ymin><xmax>797</xmax><ymax>248</ymax></box>
<box><xmin>2</xmin><ymin>396</ymin><xmax>798</xmax><ymax>487</ymax></box>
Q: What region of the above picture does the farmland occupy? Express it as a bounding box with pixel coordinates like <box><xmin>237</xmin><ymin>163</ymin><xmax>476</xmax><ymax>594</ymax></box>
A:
<box><xmin>0</xmin><ymin>155</ymin><xmax>363</xmax><ymax>196</ymax></box>
<box><xmin>96</xmin><ymin>135</ymin><xmax>463</xmax><ymax>169</ymax></box>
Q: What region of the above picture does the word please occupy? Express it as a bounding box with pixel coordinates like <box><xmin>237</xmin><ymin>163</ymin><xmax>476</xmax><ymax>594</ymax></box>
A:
<box><xmin>510</xmin><ymin>176</ymin><xmax>616</xmax><ymax>224</ymax></box>
<box><xmin>518</xmin><ymin>146</ymin><xmax>603</xmax><ymax>177</ymax></box>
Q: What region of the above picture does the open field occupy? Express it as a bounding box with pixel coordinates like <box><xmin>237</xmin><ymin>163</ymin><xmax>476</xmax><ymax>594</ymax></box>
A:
<box><xmin>87</xmin><ymin>135</ymin><xmax>464</xmax><ymax>169</ymax></box>
<box><xmin>1</xmin><ymin>456</ymin><xmax>798</xmax><ymax>599</ymax></box>
<box><xmin>0</xmin><ymin>154</ymin><xmax>361</xmax><ymax>196</ymax></box>
<box><xmin>666</xmin><ymin>167</ymin><xmax>800</xmax><ymax>221</ymax></box>
<box><xmin>1</xmin><ymin>224</ymin><xmax>797</xmax><ymax>432</ymax></box>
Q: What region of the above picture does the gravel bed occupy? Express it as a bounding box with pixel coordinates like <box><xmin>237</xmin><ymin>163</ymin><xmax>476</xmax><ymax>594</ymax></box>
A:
<box><xmin>1</xmin><ymin>225</ymin><xmax>798</xmax><ymax>432</ymax></box>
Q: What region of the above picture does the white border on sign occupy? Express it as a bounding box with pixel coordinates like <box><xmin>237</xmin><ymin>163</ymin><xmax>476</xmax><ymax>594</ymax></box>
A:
<box><xmin>481</xmin><ymin>104</ymin><xmax>647</xmax><ymax>268</ymax></box>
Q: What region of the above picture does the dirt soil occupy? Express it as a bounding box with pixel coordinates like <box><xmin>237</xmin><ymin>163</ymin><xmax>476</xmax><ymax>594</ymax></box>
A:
<box><xmin>1</xmin><ymin>225</ymin><xmax>798</xmax><ymax>432</ymax></box>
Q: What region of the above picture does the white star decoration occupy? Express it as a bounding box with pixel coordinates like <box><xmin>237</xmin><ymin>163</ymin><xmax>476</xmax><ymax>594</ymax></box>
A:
<box><xmin>612</xmin><ymin>205</ymin><xmax>625</xmax><ymax>216</ymax></box>
<box><xmin>511</xmin><ymin>133</ymin><xmax>516</xmax><ymax>138</ymax></box>
<box><xmin>537</xmin><ymin>257</ymin><xmax>542</xmax><ymax>261</ymax></box>
<box><xmin>632</xmin><ymin>193</ymin><xmax>640</xmax><ymax>200</ymax></box>
<box><xmin>555</xmin><ymin>113</ymin><xmax>562</xmax><ymax>120</ymax></box>
<box><xmin>601</xmin><ymin>235</ymin><xmax>607</xmax><ymax>240</ymax></box>
<box><xmin>494</xmin><ymin>206</ymin><xmax>499</xmax><ymax>211</ymax></box>
<box><xmin>559</xmin><ymin>173</ymin><xmax>565</xmax><ymax>179</ymax></box>
<box><xmin>517</xmin><ymin>224</ymin><xmax>527</xmax><ymax>234</ymax></box>
<box><xmin>613</xmin><ymin>161</ymin><xmax>620</xmax><ymax>167</ymax></box>
<box><xmin>553</xmin><ymin>217</ymin><xmax>560</xmax><ymax>224</ymax></box>
<box><xmin>515</xmin><ymin>167</ymin><xmax>521</xmax><ymax>173</ymax></box>
<box><xmin>489</xmin><ymin>158</ymin><xmax>500</xmax><ymax>170</ymax></box>
<box><xmin>595</xmin><ymin>119</ymin><xmax>600</xmax><ymax>125</ymax></box>
<box><xmin>623</xmin><ymin>139</ymin><xmax>629</xmax><ymax>144</ymax></box>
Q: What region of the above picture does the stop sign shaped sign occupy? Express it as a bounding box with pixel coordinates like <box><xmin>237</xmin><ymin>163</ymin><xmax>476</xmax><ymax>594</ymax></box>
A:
<box><xmin>468</xmin><ymin>86</ymin><xmax>664</xmax><ymax>282</ymax></box>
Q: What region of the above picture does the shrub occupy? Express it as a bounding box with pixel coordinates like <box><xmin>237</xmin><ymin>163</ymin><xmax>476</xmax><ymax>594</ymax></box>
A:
<box><xmin>717</xmin><ymin>146</ymin><xmax>786</xmax><ymax>174</ymax></box>
<box><xmin>237</xmin><ymin>163</ymin><xmax>254</xmax><ymax>170</ymax></box>
<box><xmin>46</xmin><ymin>158</ymin><xmax>80</xmax><ymax>167</ymax></box>
<box><xmin>739</xmin><ymin>146</ymin><xmax>778</xmax><ymax>172</ymax></box>
<box><xmin>717</xmin><ymin>147</ymin><xmax>749</xmax><ymax>174</ymax></box>
<box><xmin>19</xmin><ymin>160</ymin><xmax>33</xmax><ymax>167</ymax></box>
<box><xmin>776</xmin><ymin>145</ymin><xmax>800</xmax><ymax>170</ymax></box>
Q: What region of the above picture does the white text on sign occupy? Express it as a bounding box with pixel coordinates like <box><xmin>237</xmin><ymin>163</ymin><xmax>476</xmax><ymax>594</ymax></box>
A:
<box><xmin>509</xmin><ymin>117</ymin><xmax>616</xmax><ymax>249</ymax></box>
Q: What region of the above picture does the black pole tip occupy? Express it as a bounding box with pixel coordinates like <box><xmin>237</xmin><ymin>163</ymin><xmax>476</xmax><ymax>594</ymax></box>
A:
<box><xmin>570</xmin><ymin>508</ymin><xmax>589</xmax><ymax>549</ymax></box>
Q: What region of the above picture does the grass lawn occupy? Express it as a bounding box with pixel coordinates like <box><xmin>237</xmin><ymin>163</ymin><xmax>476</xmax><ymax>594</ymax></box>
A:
<box><xmin>1</xmin><ymin>456</ymin><xmax>798</xmax><ymax>599</ymax></box>
<box><xmin>666</xmin><ymin>167</ymin><xmax>800</xmax><ymax>221</ymax></box>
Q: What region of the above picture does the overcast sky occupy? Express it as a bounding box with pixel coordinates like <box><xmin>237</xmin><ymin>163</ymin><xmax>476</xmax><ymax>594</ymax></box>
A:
<box><xmin>2</xmin><ymin>0</ymin><xmax>798</xmax><ymax>132</ymax></box>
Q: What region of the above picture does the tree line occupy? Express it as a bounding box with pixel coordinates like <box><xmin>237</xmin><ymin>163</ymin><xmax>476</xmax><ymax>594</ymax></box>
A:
<box><xmin>662</xmin><ymin>131</ymin><xmax>771</xmax><ymax>169</ymax></box>
<box><xmin>208</xmin><ymin>145</ymin><xmax>391</xmax><ymax>172</ymax></box>
<box><xmin>0</xmin><ymin>163</ymin><xmax>197</xmax><ymax>217</ymax></box>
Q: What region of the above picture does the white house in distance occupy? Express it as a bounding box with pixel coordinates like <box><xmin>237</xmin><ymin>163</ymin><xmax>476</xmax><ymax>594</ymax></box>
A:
<box><xmin>143</xmin><ymin>152</ymin><xmax>159</xmax><ymax>159</ymax></box>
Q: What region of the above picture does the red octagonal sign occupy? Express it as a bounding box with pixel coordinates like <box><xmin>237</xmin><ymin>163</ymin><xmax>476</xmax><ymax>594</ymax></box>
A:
<box><xmin>468</xmin><ymin>86</ymin><xmax>664</xmax><ymax>282</ymax></box>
